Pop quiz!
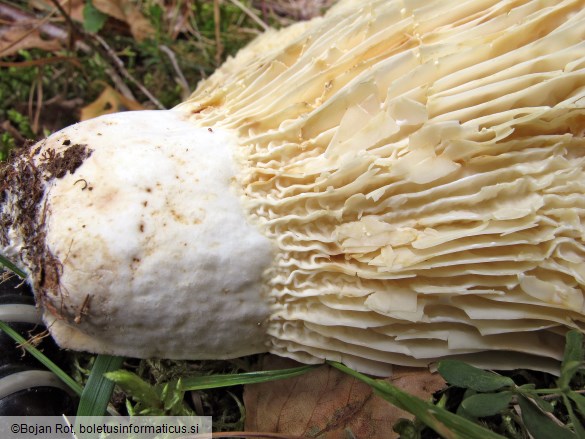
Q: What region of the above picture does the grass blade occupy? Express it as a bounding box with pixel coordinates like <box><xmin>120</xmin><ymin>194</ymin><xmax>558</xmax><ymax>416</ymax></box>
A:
<box><xmin>105</xmin><ymin>370</ymin><xmax>193</xmax><ymax>415</ymax></box>
<box><xmin>180</xmin><ymin>365</ymin><xmax>317</xmax><ymax>391</ymax></box>
<box><xmin>0</xmin><ymin>320</ymin><xmax>83</xmax><ymax>395</ymax></box>
<box><xmin>329</xmin><ymin>361</ymin><xmax>505</xmax><ymax>439</ymax></box>
<box><xmin>0</xmin><ymin>254</ymin><xmax>27</xmax><ymax>279</ymax></box>
<box><xmin>77</xmin><ymin>354</ymin><xmax>125</xmax><ymax>416</ymax></box>
<box><xmin>104</xmin><ymin>370</ymin><xmax>161</xmax><ymax>409</ymax></box>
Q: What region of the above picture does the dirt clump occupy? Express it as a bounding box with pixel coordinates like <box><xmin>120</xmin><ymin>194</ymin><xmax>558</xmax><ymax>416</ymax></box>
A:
<box><xmin>0</xmin><ymin>142</ymin><xmax>93</xmax><ymax>309</ymax></box>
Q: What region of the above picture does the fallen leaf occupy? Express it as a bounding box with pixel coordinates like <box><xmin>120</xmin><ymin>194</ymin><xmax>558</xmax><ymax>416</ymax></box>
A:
<box><xmin>28</xmin><ymin>0</ymin><xmax>85</xmax><ymax>22</ymax></box>
<box><xmin>121</xmin><ymin>5</ymin><xmax>155</xmax><ymax>42</ymax></box>
<box><xmin>244</xmin><ymin>355</ymin><xmax>445</xmax><ymax>439</ymax></box>
<box><xmin>0</xmin><ymin>24</ymin><xmax>62</xmax><ymax>57</ymax></box>
<box><xmin>95</xmin><ymin>0</ymin><xmax>154</xmax><ymax>42</ymax></box>
<box><xmin>30</xmin><ymin>0</ymin><xmax>154</xmax><ymax>41</ymax></box>
<box><xmin>80</xmin><ymin>84</ymin><xmax>144</xmax><ymax>121</ymax></box>
<box><xmin>93</xmin><ymin>0</ymin><xmax>124</xmax><ymax>21</ymax></box>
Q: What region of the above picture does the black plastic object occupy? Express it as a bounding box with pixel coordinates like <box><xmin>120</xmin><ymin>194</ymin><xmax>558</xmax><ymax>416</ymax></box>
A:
<box><xmin>0</xmin><ymin>271</ymin><xmax>77</xmax><ymax>415</ymax></box>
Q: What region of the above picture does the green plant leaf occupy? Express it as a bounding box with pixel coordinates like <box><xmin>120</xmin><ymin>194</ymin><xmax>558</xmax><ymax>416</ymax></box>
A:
<box><xmin>393</xmin><ymin>418</ymin><xmax>420</xmax><ymax>439</ymax></box>
<box><xmin>518</xmin><ymin>395</ymin><xmax>576</xmax><ymax>439</ymax></box>
<box><xmin>6</xmin><ymin>110</ymin><xmax>34</xmax><ymax>138</ymax></box>
<box><xmin>77</xmin><ymin>355</ymin><xmax>124</xmax><ymax>416</ymax></box>
<box><xmin>160</xmin><ymin>379</ymin><xmax>187</xmax><ymax>415</ymax></box>
<box><xmin>179</xmin><ymin>364</ymin><xmax>317</xmax><ymax>390</ymax></box>
<box><xmin>568</xmin><ymin>391</ymin><xmax>585</xmax><ymax>415</ymax></box>
<box><xmin>563</xmin><ymin>394</ymin><xmax>585</xmax><ymax>438</ymax></box>
<box><xmin>461</xmin><ymin>391</ymin><xmax>513</xmax><ymax>418</ymax></box>
<box><xmin>437</xmin><ymin>360</ymin><xmax>515</xmax><ymax>392</ymax></box>
<box><xmin>83</xmin><ymin>1</ymin><xmax>107</xmax><ymax>33</ymax></box>
<box><xmin>559</xmin><ymin>331</ymin><xmax>584</xmax><ymax>390</ymax></box>
<box><xmin>531</xmin><ymin>395</ymin><xmax>554</xmax><ymax>413</ymax></box>
<box><xmin>456</xmin><ymin>389</ymin><xmax>478</xmax><ymax>420</ymax></box>
<box><xmin>125</xmin><ymin>399</ymin><xmax>135</xmax><ymax>417</ymax></box>
<box><xmin>0</xmin><ymin>320</ymin><xmax>83</xmax><ymax>396</ymax></box>
<box><xmin>0</xmin><ymin>254</ymin><xmax>27</xmax><ymax>278</ymax></box>
<box><xmin>107</xmin><ymin>367</ymin><xmax>315</xmax><ymax>416</ymax></box>
<box><xmin>559</xmin><ymin>362</ymin><xmax>583</xmax><ymax>390</ymax></box>
<box><xmin>104</xmin><ymin>369</ymin><xmax>161</xmax><ymax>409</ymax></box>
<box><xmin>562</xmin><ymin>331</ymin><xmax>584</xmax><ymax>365</ymax></box>
<box><xmin>329</xmin><ymin>361</ymin><xmax>505</xmax><ymax>439</ymax></box>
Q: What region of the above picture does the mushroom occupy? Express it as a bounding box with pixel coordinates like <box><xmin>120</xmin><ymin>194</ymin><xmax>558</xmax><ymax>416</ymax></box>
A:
<box><xmin>1</xmin><ymin>0</ymin><xmax>585</xmax><ymax>376</ymax></box>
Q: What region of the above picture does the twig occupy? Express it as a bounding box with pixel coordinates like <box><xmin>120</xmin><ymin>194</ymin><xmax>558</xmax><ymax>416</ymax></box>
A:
<box><xmin>0</xmin><ymin>4</ymin><xmax>57</xmax><ymax>56</ymax></box>
<box><xmin>257</xmin><ymin>0</ymin><xmax>336</xmax><ymax>21</ymax></box>
<box><xmin>1</xmin><ymin>121</ymin><xmax>25</xmax><ymax>143</ymax></box>
<box><xmin>159</xmin><ymin>44</ymin><xmax>191</xmax><ymax>99</ymax></box>
<box><xmin>516</xmin><ymin>399</ymin><xmax>566</xmax><ymax>429</ymax></box>
<box><xmin>0</xmin><ymin>57</ymin><xmax>81</xmax><ymax>68</ymax></box>
<box><xmin>26</xmin><ymin>68</ymin><xmax>44</xmax><ymax>135</ymax></box>
<box><xmin>509</xmin><ymin>388</ymin><xmax>585</xmax><ymax>403</ymax></box>
<box><xmin>0</xmin><ymin>3</ymin><xmax>135</xmax><ymax>102</ymax></box>
<box><xmin>213</xmin><ymin>0</ymin><xmax>222</xmax><ymax>66</ymax></box>
<box><xmin>42</xmin><ymin>95</ymin><xmax>84</xmax><ymax>110</ymax></box>
<box><xmin>103</xmin><ymin>65</ymin><xmax>137</xmax><ymax>102</ymax></box>
<box><xmin>92</xmin><ymin>34</ymin><xmax>165</xmax><ymax>109</ymax></box>
<box><xmin>47</xmin><ymin>0</ymin><xmax>165</xmax><ymax>109</ymax></box>
<box><xmin>0</xmin><ymin>3</ymin><xmax>89</xmax><ymax>53</ymax></box>
<box><xmin>33</xmin><ymin>66</ymin><xmax>43</xmax><ymax>134</ymax></box>
<box><xmin>28</xmin><ymin>73</ymin><xmax>36</xmax><ymax>130</ymax></box>
<box><xmin>228</xmin><ymin>0</ymin><xmax>269</xmax><ymax>31</ymax></box>
<box><xmin>189</xmin><ymin>390</ymin><xmax>204</xmax><ymax>416</ymax></box>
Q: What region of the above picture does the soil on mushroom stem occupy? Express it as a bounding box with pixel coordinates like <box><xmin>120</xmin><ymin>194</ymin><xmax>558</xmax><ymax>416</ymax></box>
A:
<box><xmin>0</xmin><ymin>141</ymin><xmax>93</xmax><ymax>313</ymax></box>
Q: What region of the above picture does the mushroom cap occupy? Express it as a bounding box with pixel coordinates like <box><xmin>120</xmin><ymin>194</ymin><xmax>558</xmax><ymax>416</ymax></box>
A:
<box><xmin>2</xmin><ymin>0</ymin><xmax>585</xmax><ymax>375</ymax></box>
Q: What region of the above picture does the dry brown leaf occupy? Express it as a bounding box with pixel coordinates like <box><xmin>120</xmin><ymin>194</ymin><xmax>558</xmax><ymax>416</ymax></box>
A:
<box><xmin>121</xmin><ymin>4</ymin><xmax>155</xmax><ymax>42</ymax></box>
<box><xmin>80</xmin><ymin>84</ymin><xmax>143</xmax><ymax>121</ymax></box>
<box><xmin>28</xmin><ymin>0</ymin><xmax>85</xmax><ymax>22</ymax></box>
<box><xmin>93</xmin><ymin>0</ymin><xmax>154</xmax><ymax>41</ymax></box>
<box><xmin>0</xmin><ymin>25</ymin><xmax>62</xmax><ymax>57</ymax></box>
<box><xmin>244</xmin><ymin>355</ymin><xmax>445</xmax><ymax>439</ymax></box>
<box><xmin>254</xmin><ymin>0</ymin><xmax>337</xmax><ymax>21</ymax></box>
<box><xmin>30</xmin><ymin>0</ymin><xmax>154</xmax><ymax>41</ymax></box>
<box><xmin>93</xmin><ymin>0</ymin><xmax>124</xmax><ymax>21</ymax></box>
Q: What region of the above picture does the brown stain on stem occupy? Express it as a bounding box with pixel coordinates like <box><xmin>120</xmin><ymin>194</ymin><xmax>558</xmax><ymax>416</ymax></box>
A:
<box><xmin>0</xmin><ymin>141</ymin><xmax>93</xmax><ymax>320</ymax></box>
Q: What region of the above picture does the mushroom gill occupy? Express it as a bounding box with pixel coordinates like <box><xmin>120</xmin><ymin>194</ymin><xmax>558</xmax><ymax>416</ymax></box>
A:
<box><xmin>178</xmin><ymin>0</ymin><xmax>585</xmax><ymax>375</ymax></box>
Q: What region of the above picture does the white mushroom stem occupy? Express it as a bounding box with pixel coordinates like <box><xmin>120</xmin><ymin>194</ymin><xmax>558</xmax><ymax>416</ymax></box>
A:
<box><xmin>2</xmin><ymin>0</ymin><xmax>585</xmax><ymax>375</ymax></box>
<box><xmin>0</xmin><ymin>111</ymin><xmax>273</xmax><ymax>359</ymax></box>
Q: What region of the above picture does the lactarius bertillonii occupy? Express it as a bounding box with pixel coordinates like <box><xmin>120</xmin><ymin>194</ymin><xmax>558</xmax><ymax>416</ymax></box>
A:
<box><xmin>1</xmin><ymin>0</ymin><xmax>585</xmax><ymax>376</ymax></box>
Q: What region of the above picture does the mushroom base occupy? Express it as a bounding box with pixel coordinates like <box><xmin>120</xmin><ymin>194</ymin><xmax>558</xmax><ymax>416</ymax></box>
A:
<box><xmin>1</xmin><ymin>110</ymin><xmax>274</xmax><ymax>360</ymax></box>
